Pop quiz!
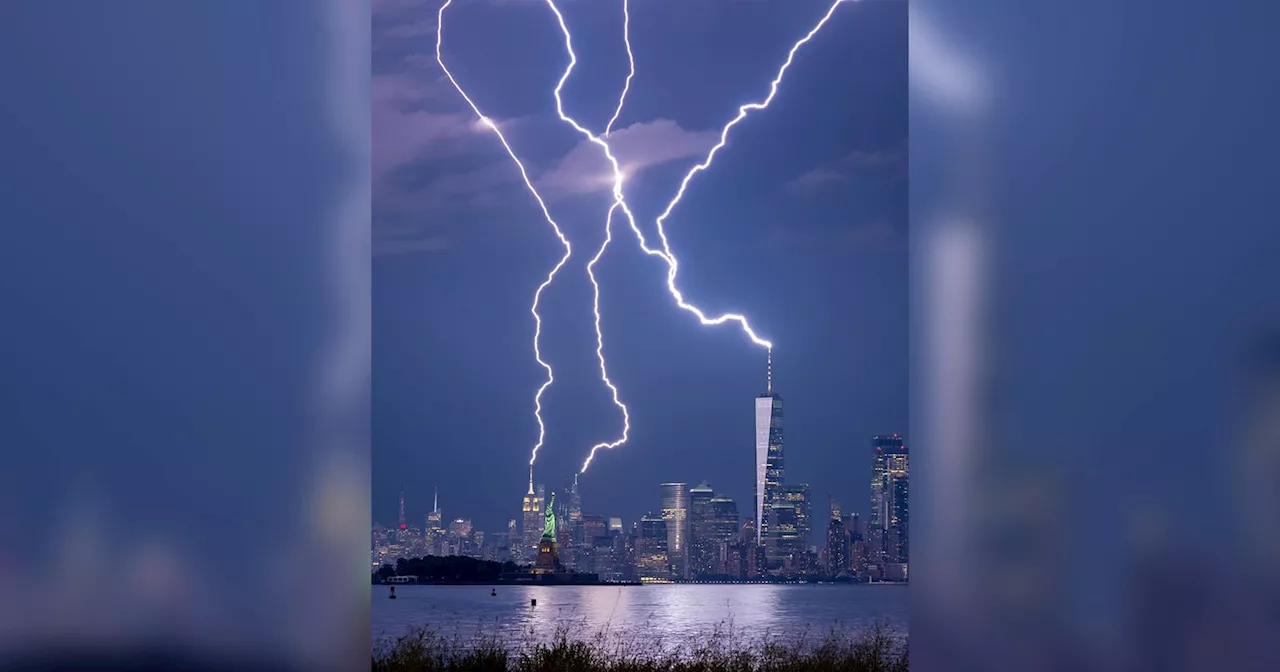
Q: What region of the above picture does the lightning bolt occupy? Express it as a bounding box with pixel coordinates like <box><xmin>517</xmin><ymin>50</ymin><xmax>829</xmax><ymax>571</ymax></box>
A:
<box><xmin>433</xmin><ymin>0</ymin><xmax>848</xmax><ymax>475</ymax></box>
<box><xmin>650</xmin><ymin>0</ymin><xmax>850</xmax><ymax>265</ymax></box>
<box><xmin>603</xmin><ymin>0</ymin><xmax>634</xmax><ymax>137</ymax></box>
<box><xmin>639</xmin><ymin>0</ymin><xmax>848</xmax><ymax>352</ymax></box>
<box><xmin>582</xmin><ymin>203</ymin><xmax>630</xmax><ymax>473</ymax></box>
<box><xmin>542</xmin><ymin>0</ymin><xmax>635</xmax><ymax>474</ymax></box>
<box><xmin>541</xmin><ymin>0</ymin><xmax>848</xmax><ymax>471</ymax></box>
<box><xmin>545</xmin><ymin>0</ymin><xmax>684</xmax><ymax>474</ymax></box>
<box><xmin>436</xmin><ymin>0</ymin><xmax>572</xmax><ymax>467</ymax></box>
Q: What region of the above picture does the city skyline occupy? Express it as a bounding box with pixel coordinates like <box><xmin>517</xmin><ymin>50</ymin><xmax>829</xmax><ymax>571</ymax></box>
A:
<box><xmin>376</xmin><ymin>363</ymin><xmax>906</xmax><ymax>540</ymax></box>
<box><xmin>376</xmin><ymin>373</ymin><xmax>904</xmax><ymax>554</ymax></box>
<box><xmin>374</xmin><ymin>0</ymin><xmax>906</xmax><ymax>544</ymax></box>
<box><xmin>374</xmin><ymin>427</ymin><xmax>908</xmax><ymax>583</ymax></box>
<box><xmin>380</xmin><ymin>442</ymin><xmax>905</xmax><ymax>552</ymax></box>
<box><xmin>1</xmin><ymin>0</ymin><xmax>1270</xmax><ymax>664</ymax></box>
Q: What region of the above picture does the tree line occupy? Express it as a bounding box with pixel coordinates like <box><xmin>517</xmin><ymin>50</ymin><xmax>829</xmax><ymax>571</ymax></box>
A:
<box><xmin>373</xmin><ymin>555</ymin><xmax>523</xmax><ymax>583</ymax></box>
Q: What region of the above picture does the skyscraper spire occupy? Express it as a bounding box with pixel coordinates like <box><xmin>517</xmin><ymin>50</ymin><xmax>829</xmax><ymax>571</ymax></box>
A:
<box><xmin>528</xmin><ymin>464</ymin><xmax>535</xmax><ymax>495</ymax></box>
<box><xmin>433</xmin><ymin>486</ymin><xmax>439</xmax><ymax>514</ymax></box>
<box><xmin>767</xmin><ymin>348</ymin><xmax>773</xmax><ymax>394</ymax></box>
<box><xmin>398</xmin><ymin>483</ymin><xmax>406</xmax><ymax>530</ymax></box>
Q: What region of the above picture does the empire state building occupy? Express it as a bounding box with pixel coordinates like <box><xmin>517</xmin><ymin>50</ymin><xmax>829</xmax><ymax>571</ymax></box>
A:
<box><xmin>521</xmin><ymin>467</ymin><xmax>545</xmax><ymax>563</ymax></box>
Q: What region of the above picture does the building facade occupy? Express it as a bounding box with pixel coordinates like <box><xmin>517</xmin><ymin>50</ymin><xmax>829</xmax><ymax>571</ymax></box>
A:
<box><xmin>870</xmin><ymin>435</ymin><xmax>909</xmax><ymax>574</ymax></box>
<box><xmin>755</xmin><ymin>391</ymin><xmax>784</xmax><ymax>557</ymax></box>
<box><xmin>635</xmin><ymin>513</ymin><xmax>669</xmax><ymax>581</ymax></box>
<box><xmin>687</xmin><ymin>482</ymin><xmax>716</xmax><ymax>578</ymax></box>
<box><xmin>781</xmin><ymin>483</ymin><xmax>811</xmax><ymax>561</ymax></box>
<box><xmin>521</xmin><ymin>474</ymin><xmax>546</xmax><ymax>564</ymax></box>
<box><xmin>826</xmin><ymin>514</ymin><xmax>848</xmax><ymax>576</ymax></box>
<box><xmin>660</xmin><ymin>483</ymin><xmax>690</xmax><ymax>578</ymax></box>
<box><xmin>707</xmin><ymin>494</ymin><xmax>740</xmax><ymax>576</ymax></box>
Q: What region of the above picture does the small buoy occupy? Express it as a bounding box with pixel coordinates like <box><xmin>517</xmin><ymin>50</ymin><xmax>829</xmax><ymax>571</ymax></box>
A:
<box><xmin>530</xmin><ymin>598</ymin><xmax>536</xmax><ymax>607</ymax></box>
<box><xmin>389</xmin><ymin>586</ymin><xmax>397</xmax><ymax>600</ymax></box>
<box><xmin>490</xmin><ymin>589</ymin><xmax>497</xmax><ymax>596</ymax></box>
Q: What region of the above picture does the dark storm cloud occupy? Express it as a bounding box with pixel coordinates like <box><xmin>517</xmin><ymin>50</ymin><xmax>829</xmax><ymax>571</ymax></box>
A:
<box><xmin>372</xmin><ymin>0</ymin><xmax>730</xmax><ymax>248</ymax></box>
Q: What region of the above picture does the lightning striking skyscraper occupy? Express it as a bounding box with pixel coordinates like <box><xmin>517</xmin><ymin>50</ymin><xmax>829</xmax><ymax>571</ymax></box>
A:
<box><xmin>436</xmin><ymin>0</ymin><xmax>573</xmax><ymax>467</ymax></box>
<box><xmin>434</xmin><ymin>0</ymin><xmax>849</xmax><ymax>475</ymax></box>
<box><xmin>639</xmin><ymin>0</ymin><xmax>847</xmax><ymax>352</ymax></box>
<box><xmin>650</xmin><ymin>0</ymin><xmax>849</xmax><ymax>261</ymax></box>
<box><xmin>541</xmin><ymin>0</ymin><xmax>848</xmax><ymax>471</ymax></box>
<box><xmin>539</xmin><ymin>0</ymin><xmax>637</xmax><ymax>474</ymax></box>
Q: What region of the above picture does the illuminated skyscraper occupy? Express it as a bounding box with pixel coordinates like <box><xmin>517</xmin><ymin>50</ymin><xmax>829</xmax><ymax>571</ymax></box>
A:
<box><xmin>826</xmin><ymin>499</ymin><xmax>848</xmax><ymax>576</ymax></box>
<box><xmin>568</xmin><ymin>474</ymin><xmax>582</xmax><ymax>525</ymax></box>
<box><xmin>635</xmin><ymin>513</ymin><xmax>669</xmax><ymax>581</ymax></box>
<box><xmin>398</xmin><ymin>485</ymin><xmax>407</xmax><ymax>531</ymax></box>
<box><xmin>554</xmin><ymin>482</ymin><xmax>575</xmax><ymax>568</ymax></box>
<box><xmin>710</xmin><ymin>496</ymin><xmax>740</xmax><ymax>541</ymax></box>
<box><xmin>660</xmin><ymin>483</ymin><xmax>690</xmax><ymax>578</ymax></box>
<box><xmin>426</xmin><ymin>486</ymin><xmax>442</xmax><ymax>532</ymax></box>
<box><xmin>870</xmin><ymin>435</ymin><xmax>909</xmax><ymax>569</ymax></box>
<box><xmin>707</xmin><ymin>494</ymin><xmax>740</xmax><ymax>576</ymax></box>
<box><xmin>780</xmin><ymin>483</ymin><xmax>811</xmax><ymax>556</ymax></box>
<box><xmin>577</xmin><ymin>514</ymin><xmax>607</xmax><ymax>574</ymax></box>
<box><xmin>448</xmin><ymin>518</ymin><xmax>471</xmax><ymax>537</ymax></box>
<box><xmin>580</xmin><ymin>515</ymin><xmax>606</xmax><ymax>546</ymax></box>
<box><xmin>755</xmin><ymin>352</ymin><xmax>784</xmax><ymax>558</ymax></box>
<box><xmin>521</xmin><ymin>468</ymin><xmax>545</xmax><ymax>563</ymax></box>
<box><xmin>687</xmin><ymin>482</ymin><xmax>716</xmax><ymax>577</ymax></box>
<box><xmin>844</xmin><ymin>513</ymin><xmax>864</xmax><ymax>574</ymax></box>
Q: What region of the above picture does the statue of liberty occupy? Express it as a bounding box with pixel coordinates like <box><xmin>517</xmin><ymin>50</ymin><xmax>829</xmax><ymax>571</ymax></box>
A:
<box><xmin>542</xmin><ymin>493</ymin><xmax>556</xmax><ymax>539</ymax></box>
<box><xmin>532</xmin><ymin>492</ymin><xmax>562</xmax><ymax>574</ymax></box>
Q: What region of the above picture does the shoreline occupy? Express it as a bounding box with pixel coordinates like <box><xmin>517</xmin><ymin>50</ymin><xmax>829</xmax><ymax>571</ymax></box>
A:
<box><xmin>377</xmin><ymin>580</ymin><xmax>641</xmax><ymax>586</ymax></box>
<box><xmin>374</xmin><ymin>579</ymin><xmax>906</xmax><ymax>587</ymax></box>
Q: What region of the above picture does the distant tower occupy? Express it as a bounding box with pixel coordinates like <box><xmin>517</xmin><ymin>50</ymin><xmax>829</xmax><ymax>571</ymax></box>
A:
<box><xmin>826</xmin><ymin>498</ymin><xmax>848</xmax><ymax>576</ymax></box>
<box><xmin>398</xmin><ymin>484</ymin><xmax>407</xmax><ymax>530</ymax></box>
<box><xmin>635</xmin><ymin>513</ymin><xmax>670</xmax><ymax>581</ymax></box>
<box><xmin>521</xmin><ymin>466</ymin><xmax>545</xmax><ymax>562</ymax></box>
<box><xmin>774</xmin><ymin>483</ymin><xmax>810</xmax><ymax>564</ymax></box>
<box><xmin>568</xmin><ymin>473</ymin><xmax>582</xmax><ymax>524</ymax></box>
<box><xmin>767</xmin><ymin>348</ymin><xmax>772</xmax><ymax>394</ymax></box>
<box><xmin>660</xmin><ymin>483</ymin><xmax>690</xmax><ymax>578</ymax></box>
<box><xmin>870</xmin><ymin>435</ymin><xmax>909</xmax><ymax>569</ymax></box>
<box><xmin>688</xmin><ymin>482</ymin><xmax>716</xmax><ymax>578</ymax></box>
<box><xmin>426</xmin><ymin>486</ymin><xmax>442</xmax><ymax>532</ymax></box>
<box><xmin>755</xmin><ymin>349</ymin><xmax>784</xmax><ymax>562</ymax></box>
<box><xmin>708</xmin><ymin>493</ymin><xmax>740</xmax><ymax>576</ymax></box>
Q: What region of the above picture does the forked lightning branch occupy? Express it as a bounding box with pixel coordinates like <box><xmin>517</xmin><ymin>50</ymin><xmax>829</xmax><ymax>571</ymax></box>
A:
<box><xmin>435</xmin><ymin>0</ymin><xmax>850</xmax><ymax>479</ymax></box>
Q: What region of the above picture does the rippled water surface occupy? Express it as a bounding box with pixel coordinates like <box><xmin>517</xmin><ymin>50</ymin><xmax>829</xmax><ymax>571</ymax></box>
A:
<box><xmin>373</xmin><ymin>584</ymin><xmax>907</xmax><ymax>650</ymax></box>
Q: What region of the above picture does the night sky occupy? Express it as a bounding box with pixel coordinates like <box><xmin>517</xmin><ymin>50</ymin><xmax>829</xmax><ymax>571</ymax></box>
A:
<box><xmin>373</xmin><ymin>0</ymin><xmax>906</xmax><ymax>538</ymax></box>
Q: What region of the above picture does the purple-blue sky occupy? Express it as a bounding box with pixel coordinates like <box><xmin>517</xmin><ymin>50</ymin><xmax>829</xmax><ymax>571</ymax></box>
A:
<box><xmin>373</xmin><ymin>0</ymin><xmax>906</xmax><ymax>537</ymax></box>
<box><xmin>2</xmin><ymin>0</ymin><xmax>1278</xmax><ymax>664</ymax></box>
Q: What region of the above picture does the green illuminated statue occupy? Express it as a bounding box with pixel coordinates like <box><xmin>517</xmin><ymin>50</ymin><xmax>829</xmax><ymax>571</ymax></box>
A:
<box><xmin>542</xmin><ymin>493</ymin><xmax>556</xmax><ymax>539</ymax></box>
